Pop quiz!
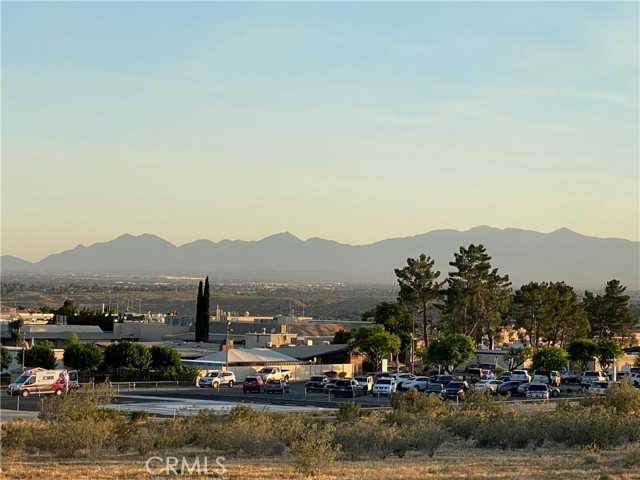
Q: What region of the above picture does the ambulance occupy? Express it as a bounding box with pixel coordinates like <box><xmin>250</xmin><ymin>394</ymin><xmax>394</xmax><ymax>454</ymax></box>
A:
<box><xmin>7</xmin><ymin>368</ymin><xmax>73</xmax><ymax>397</ymax></box>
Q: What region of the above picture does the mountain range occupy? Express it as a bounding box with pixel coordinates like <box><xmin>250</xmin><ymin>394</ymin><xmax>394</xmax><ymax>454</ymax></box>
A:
<box><xmin>2</xmin><ymin>226</ymin><xmax>638</xmax><ymax>289</ymax></box>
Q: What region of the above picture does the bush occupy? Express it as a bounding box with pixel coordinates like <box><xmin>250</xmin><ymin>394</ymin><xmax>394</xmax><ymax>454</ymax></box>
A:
<box><xmin>390</xmin><ymin>388</ymin><xmax>453</xmax><ymax>417</ymax></box>
<box><xmin>337</xmin><ymin>402</ymin><xmax>361</xmax><ymax>422</ymax></box>
<box><xmin>444</xmin><ymin>415</ymin><xmax>486</xmax><ymax>440</ymax></box>
<box><xmin>290</xmin><ymin>422</ymin><xmax>339</xmax><ymax>476</ymax></box>
<box><xmin>460</xmin><ymin>390</ymin><xmax>503</xmax><ymax>417</ymax></box>
<box><xmin>410</xmin><ymin>421</ymin><xmax>448</xmax><ymax>458</ymax></box>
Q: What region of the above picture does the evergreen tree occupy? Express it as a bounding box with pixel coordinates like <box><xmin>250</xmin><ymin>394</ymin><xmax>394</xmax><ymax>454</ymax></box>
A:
<box><xmin>195</xmin><ymin>280</ymin><xmax>204</xmax><ymax>342</ymax></box>
<box><xmin>395</xmin><ymin>254</ymin><xmax>444</xmax><ymax>347</ymax></box>
<box><xmin>584</xmin><ymin>279</ymin><xmax>637</xmax><ymax>339</ymax></box>
<box><xmin>203</xmin><ymin>276</ymin><xmax>210</xmax><ymax>342</ymax></box>
<box><xmin>441</xmin><ymin>244</ymin><xmax>511</xmax><ymax>349</ymax></box>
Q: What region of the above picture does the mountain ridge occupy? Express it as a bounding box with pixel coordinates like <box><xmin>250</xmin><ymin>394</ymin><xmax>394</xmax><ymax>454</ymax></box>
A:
<box><xmin>2</xmin><ymin>227</ymin><xmax>638</xmax><ymax>289</ymax></box>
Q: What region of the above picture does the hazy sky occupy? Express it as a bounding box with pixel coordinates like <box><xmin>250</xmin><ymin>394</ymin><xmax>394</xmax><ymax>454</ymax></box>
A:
<box><xmin>2</xmin><ymin>2</ymin><xmax>638</xmax><ymax>262</ymax></box>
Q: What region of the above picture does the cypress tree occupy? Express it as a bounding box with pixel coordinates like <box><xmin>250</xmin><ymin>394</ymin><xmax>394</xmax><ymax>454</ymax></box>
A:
<box><xmin>203</xmin><ymin>276</ymin><xmax>210</xmax><ymax>342</ymax></box>
<box><xmin>195</xmin><ymin>280</ymin><xmax>204</xmax><ymax>342</ymax></box>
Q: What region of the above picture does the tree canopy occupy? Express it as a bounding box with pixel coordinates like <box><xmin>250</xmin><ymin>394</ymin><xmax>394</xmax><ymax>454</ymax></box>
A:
<box><xmin>583</xmin><ymin>279</ymin><xmax>636</xmax><ymax>339</ymax></box>
<box><xmin>1</xmin><ymin>345</ymin><xmax>12</xmax><ymax>371</ymax></box>
<box><xmin>63</xmin><ymin>342</ymin><xmax>104</xmax><ymax>374</ymax></box>
<box><xmin>104</xmin><ymin>341</ymin><xmax>151</xmax><ymax>375</ymax></box>
<box><xmin>150</xmin><ymin>345</ymin><xmax>181</xmax><ymax>369</ymax></box>
<box><xmin>395</xmin><ymin>254</ymin><xmax>443</xmax><ymax>347</ymax></box>
<box><xmin>441</xmin><ymin>244</ymin><xmax>512</xmax><ymax>349</ymax></box>
<box><xmin>511</xmin><ymin>282</ymin><xmax>587</xmax><ymax>348</ymax></box>
<box><xmin>503</xmin><ymin>346</ymin><xmax>533</xmax><ymax>371</ymax></box>
<box><xmin>361</xmin><ymin>302</ymin><xmax>413</xmax><ymax>352</ymax></box>
<box><xmin>421</xmin><ymin>333</ymin><xmax>475</xmax><ymax>373</ymax></box>
<box><xmin>531</xmin><ymin>346</ymin><xmax>567</xmax><ymax>372</ymax></box>
<box><xmin>566</xmin><ymin>338</ymin><xmax>599</xmax><ymax>371</ymax></box>
<box><xmin>596</xmin><ymin>338</ymin><xmax>624</xmax><ymax>372</ymax></box>
<box><xmin>19</xmin><ymin>340</ymin><xmax>57</xmax><ymax>370</ymax></box>
<box><xmin>350</xmin><ymin>324</ymin><xmax>401</xmax><ymax>371</ymax></box>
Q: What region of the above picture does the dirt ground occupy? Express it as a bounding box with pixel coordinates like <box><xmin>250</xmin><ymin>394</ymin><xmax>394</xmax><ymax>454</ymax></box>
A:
<box><xmin>2</xmin><ymin>443</ymin><xmax>640</xmax><ymax>480</ymax></box>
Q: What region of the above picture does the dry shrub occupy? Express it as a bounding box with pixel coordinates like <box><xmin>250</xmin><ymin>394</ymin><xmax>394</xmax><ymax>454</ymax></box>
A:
<box><xmin>336</xmin><ymin>412</ymin><xmax>447</xmax><ymax>460</ymax></box>
<box><xmin>443</xmin><ymin>415</ymin><xmax>486</xmax><ymax>440</ymax></box>
<box><xmin>460</xmin><ymin>390</ymin><xmax>503</xmax><ymax>417</ymax></box>
<box><xmin>290</xmin><ymin>422</ymin><xmax>339</xmax><ymax>477</ymax></box>
<box><xmin>390</xmin><ymin>389</ymin><xmax>453</xmax><ymax>418</ymax></box>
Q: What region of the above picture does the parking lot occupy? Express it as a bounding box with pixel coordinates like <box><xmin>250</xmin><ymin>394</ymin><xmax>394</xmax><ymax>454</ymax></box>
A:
<box><xmin>0</xmin><ymin>380</ymin><xmax>588</xmax><ymax>419</ymax></box>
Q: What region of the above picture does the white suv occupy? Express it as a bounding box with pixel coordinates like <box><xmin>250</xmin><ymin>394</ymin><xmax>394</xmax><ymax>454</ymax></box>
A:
<box><xmin>580</xmin><ymin>371</ymin><xmax>606</xmax><ymax>387</ymax></box>
<box><xmin>199</xmin><ymin>371</ymin><xmax>236</xmax><ymax>388</ymax></box>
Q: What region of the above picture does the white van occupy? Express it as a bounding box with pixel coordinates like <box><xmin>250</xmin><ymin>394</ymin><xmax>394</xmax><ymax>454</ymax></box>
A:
<box><xmin>7</xmin><ymin>368</ymin><xmax>71</xmax><ymax>397</ymax></box>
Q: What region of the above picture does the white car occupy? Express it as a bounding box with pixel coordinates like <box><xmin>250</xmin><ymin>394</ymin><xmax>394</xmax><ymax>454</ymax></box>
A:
<box><xmin>630</xmin><ymin>373</ymin><xmax>640</xmax><ymax>388</ymax></box>
<box><xmin>372</xmin><ymin>378</ymin><xmax>397</xmax><ymax>396</ymax></box>
<box><xmin>198</xmin><ymin>371</ymin><xmax>236</xmax><ymax>388</ymax></box>
<box><xmin>401</xmin><ymin>376</ymin><xmax>431</xmax><ymax>392</ymax></box>
<box><xmin>353</xmin><ymin>375</ymin><xmax>374</xmax><ymax>392</ymax></box>
<box><xmin>580</xmin><ymin>371</ymin><xmax>607</xmax><ymax>387</ymax></box>
<box><xmin>474</xmin><ymin>379</ymin><xmax>503</xmax><ymax>393</ymax></box>
<box><xmin>392</xmin><ymin>373</ymin><xmax>416</xmax><ymax>389</ymax></box>
<box><xmin>510</xmin><ymin>370</ymin><xmax>532</xmax><ymax>383</ymax></box>
<box><xmin>526</xmin><ymin>383</ymin><xmax>550</xmax><ymax>400</ymax></box>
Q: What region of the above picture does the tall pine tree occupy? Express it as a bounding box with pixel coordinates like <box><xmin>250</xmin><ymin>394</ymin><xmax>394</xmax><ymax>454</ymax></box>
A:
<box><xmin>195</xmin><ymin>280</ymin><xmax>204</xmax><ymax>342</ymax></box>
<box><xmin>203</xmin><ymin>276</ymin><xmax>210</xmax><ymax>342</ymax></box>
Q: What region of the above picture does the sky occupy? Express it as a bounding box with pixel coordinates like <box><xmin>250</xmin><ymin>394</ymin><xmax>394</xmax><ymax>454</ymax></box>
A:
<box><xmin>2</xmin><ymin>1</ymin><xmax>638</xmax><ymax>262</ymax></box>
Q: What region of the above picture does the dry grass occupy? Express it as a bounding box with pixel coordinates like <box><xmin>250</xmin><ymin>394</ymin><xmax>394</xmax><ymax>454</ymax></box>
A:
<box><xmin>3</xmin><ymin>442</ymin><xmax>640</xmax><ymax>480</ymax></box>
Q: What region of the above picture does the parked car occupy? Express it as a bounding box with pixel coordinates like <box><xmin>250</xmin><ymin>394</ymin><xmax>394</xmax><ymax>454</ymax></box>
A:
<box><xmin>629</xmin><ymin>373</ymin><xmax>640</xmax><ymax>388</ymax></box>
<box><xmin>372</xmin><ymin>378</ymin><xmax>397</xmax><ymax>396</ymax></box>
<box><xmin>401</xmin><ymin>376</ymin><xmax>431</xmax><ymax>392</ymax></box>
<box><xmin>393</xmin><ymin>373</ymin><xmax>416</xmax><ymax>390</ymax></box>
<box><xmin>304</xmin><ymin>375</ymin><xmax>329</xmax><ymax>392</ymax></box>
<box><xmin>474</xmin><ymin>379</ymin><xmax>503</xmax><ymax>394</ymax></box>
<box><xmin>509</xmin><ymin>370</ymin><xmax>532</xmax><ymax>383</ymax></box>
<box><xmin>588</xmin><ymin>381</ymin><xmax>610</xmax><ymax>396</ymax></box>
<box><xmin>464</xmin><ymin>368</ymin><xmax>486</xmax><ymax>382</ymax></box>
<box><xmin>560</xmin><ymin>370</ymin><xmax>580</xmax><ymax>384</ymax></box>
<box><xmin>242</xmin><ymin>375</ymin><xmax>265</xmax><ymax>393</ymax></box>
<box><xmin>198</xmin><ymin>371</ymin><xmax>236</xmax><ymax>388</ymax></box>
<box><xmin>517</xmin><ymin>382</ymin><xmax>560</xmax><ymax>397</ymax></box>
<box><xmin>323</xmin><ymin>378</ymin><xmax>340</xmax><ymax>394</ymax></box>
<box><xmin>442</xmin><ymin>381</ymin><xmax>470</xmax><ymax>400</ymax></box>
<box><xmin>425</xmin><ymin>383</ymin><xmax>445</xmax><ymax>395</ymax></box>
<box><xmin>496</xmin><ymin>380</ymin><xmax>525</xmax><ymax>396</ymax></box>
<box><xmin>499</xmin><ymin>372</ymin><xmax>513</xmax><ymax>381</ymax></box>
<box><xmin>433</xmin><ymin>375</ymin><xmax>456</xmax><ymax>387</ymax></box>
<box><xmin>353</xmin><ymin>375</ymin><xmax>374</xmax><ymax>393</ymax></box>
<box><xmin>479</xmin><ymin>363</ymin><xmax>497</xmax><ymax>372</ymax></box>
<box><xmin>532</xmin><ymin>370</ymin><xmax>561</xmax><ymax>387</ymax></box>
<box><xmin>332</xmin><ymin>379</ymin><xmax>365</xmax><ymax>398</ymax></box>
<box><xmin>580</xmin><ymin>371</ymin><xmax>607</xmax><ymax>387</ymax></box>
<box><xmin>481</xmin><ymin>370</ymin><xmax>496</xmax><ymax>380</ymax></box>
<box><xmin>265</xmin><ymin>378</ymin><xmax>290</xmax><ymax>394</ymax></box>
<box><xmin>526</xmin><ymin>383</ymin><xmax>550</xmax><ymax>400</ymax></box>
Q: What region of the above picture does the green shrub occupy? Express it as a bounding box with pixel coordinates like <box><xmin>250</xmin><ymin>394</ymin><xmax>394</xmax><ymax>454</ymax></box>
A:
<box><xmin>410</xmin><ymin>421</ymin><xmax>448</xmax><ymax>458</ymax></box>
<box><xmin>390</xmin><ymin>388</ymin><xmax>453</xmax><ymax>418</ymax></box>
<box><xmin>444</xmin><ymin>415</ymin><xmax>486</xmax><ymax>440</ymax></box>
<box><xmin>337</xmin><ymin>402</ymin><xmax>361</xmax><ymax>422</ymax></box>
<box><xmin>290</xmin><ymin>422</ymin><xmax>339</xmax><ymax>476</ymax></box>
<box><xmin>460</xmin><ymin>390</ymin><xmax>504</xmax><ymax>417</ymax></box>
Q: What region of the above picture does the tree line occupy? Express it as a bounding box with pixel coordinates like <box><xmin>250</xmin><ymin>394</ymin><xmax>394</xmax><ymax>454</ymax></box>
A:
<box><xmin>343</xmin><ymin>243</ymin><xmax>638</xmax><ymax>372</ymax></box>
<box><xmin>0</xmin><ymin>336</ymin><xmax>198</xmax><ymax>383</ymax></box>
